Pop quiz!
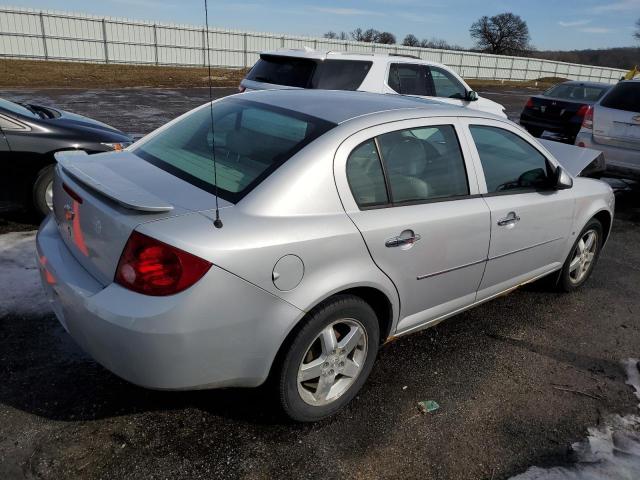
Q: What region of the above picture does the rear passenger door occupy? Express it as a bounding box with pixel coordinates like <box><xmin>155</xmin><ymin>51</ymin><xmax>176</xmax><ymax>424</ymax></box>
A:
<box><xmin>334</xmin><ymin>118</ymin><xmax>490</xmax><ymax>334</ymax></box>
<box><xmin>460</xmin><ymin>119</ymin><xmax>575</xmax><ymax>300</ymax></box>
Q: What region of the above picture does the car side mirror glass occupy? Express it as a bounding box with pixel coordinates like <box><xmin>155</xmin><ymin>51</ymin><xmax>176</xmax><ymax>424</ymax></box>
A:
<box><xmin>466</xmin><ymin>90</ymin><xmax>478</xmax><ymax>101</ymax></box>
<box><xmin>555</xmin><ymin>166</ymin><xmax>573</xmax><ymax>190</ymax></box>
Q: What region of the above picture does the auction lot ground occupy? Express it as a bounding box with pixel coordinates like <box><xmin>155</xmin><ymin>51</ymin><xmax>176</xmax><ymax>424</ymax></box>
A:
<box><xmin>1</xmin><ymin>85</ymin><xmax>639</xmax><ymax>479</ymax></box>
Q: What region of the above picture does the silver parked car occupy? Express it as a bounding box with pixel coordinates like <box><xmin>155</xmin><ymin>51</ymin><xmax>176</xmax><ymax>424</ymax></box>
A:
<box><xmin>575</xmin><ymin>79</ymin><xmax>640</xmax><ymax>179</ymax></box>
<box><xmin>37</xmin><ymin>90</ymin><xmax>614</xmax><ymax>421</ymax></box>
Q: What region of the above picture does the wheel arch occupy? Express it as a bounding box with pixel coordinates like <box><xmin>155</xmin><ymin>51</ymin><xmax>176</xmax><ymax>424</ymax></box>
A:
<box><xmin>593</xmin><ymin>209</ymin><xmax>612</xmax><ymax>246</ymax></box>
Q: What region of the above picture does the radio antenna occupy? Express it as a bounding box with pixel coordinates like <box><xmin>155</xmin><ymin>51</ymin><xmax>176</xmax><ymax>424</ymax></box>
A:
<box><xmin>204</xmin><ymin>0</ymin><xmax>222</xmax><ymax>228</ymax></box>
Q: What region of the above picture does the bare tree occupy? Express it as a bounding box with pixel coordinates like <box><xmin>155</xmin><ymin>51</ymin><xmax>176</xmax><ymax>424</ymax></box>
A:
<box><xmin>324</xmin><ymin>31</ymin><xmax>349</xmax><ymax>40</ymax></box>
<box><xmin>377</xmin><ymin>31</ymin><xmax>396</xmax><ymax>44</ymax></box>
<box><xmin>402</xmin><ymin>34</ymin><xmax>420</xmax><ymax>46</ymax></box>
<box><xmin>470</xmin><ymin>13</ymin><xmax>531</xmax><ymax>55</ymax></box>
<box><xmin>351</xmin><ymin>27</ymin><xmax>396</xmax><ymax>44</ymax></box>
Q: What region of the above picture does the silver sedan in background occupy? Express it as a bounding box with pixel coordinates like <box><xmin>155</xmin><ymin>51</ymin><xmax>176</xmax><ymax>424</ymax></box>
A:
<box><xmin>37</xmin><ymin>90</ymin><xmax>614</xmax><ymax>421</ymax></box>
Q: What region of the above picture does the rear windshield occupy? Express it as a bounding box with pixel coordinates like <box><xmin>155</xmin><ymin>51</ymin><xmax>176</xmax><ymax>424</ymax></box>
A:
<box><xmin>544</xmin><ymin>83</ymin><xmax>609</xmax><ymax>102</ymax></box>
<box><xmin>246</xmin><ymin>55</ymin><xmax>372</xmax><ymax>90</ymax></box>
<box><xmin>133</xmin><ymin>98</ymin><xmax>335</xmax><ymax>203</ymax></box>
<box><xmin>600</xmin><ymin>82</ymin><xmax>640</xmax><ymax>112</ymax></box>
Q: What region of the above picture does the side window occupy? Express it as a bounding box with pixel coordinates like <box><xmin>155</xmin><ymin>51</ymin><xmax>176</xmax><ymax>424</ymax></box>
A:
<box><xmin>387</xmin><ymin>64</ymin><xmax>432</xmax><ymax>96</ymax></box>
<box><xmin>428</xmin><ymin>67</ymin><xmax>466</xmax><ymax>99</ymax></box>
<box><xmin>377</xmin><ymin>125</ymin><xmax>469</xmax><ymax>203</ymax></box>
<box><xmin>469</xmin><ymin>125</ymin><xmax>551</xmax><ymax>193</ymax></box>
<box><xmin>312</xmin><ymin>60</ymin><xmax>372</xmax><ymax>90</ymax></box>
<box><xmin>0</xmin><ymin>115</ymin><xmax>27</xmax><ymax>131</ymax></box>
<box><xmin>346</xmin><ymin>140</ymin><xmax>389</xmax><ymax>208</ymax></box>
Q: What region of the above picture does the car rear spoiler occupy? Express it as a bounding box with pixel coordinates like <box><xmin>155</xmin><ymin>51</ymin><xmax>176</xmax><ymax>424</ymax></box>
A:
<box><xmin>538</xmin><ymin>139</ymin><xmax>606</xmax><ymax>177</ymax></box>
<box><xmin>54</xmin><ymin>151</ymin><xmax>174</xmax><ymax>213</ymax></box>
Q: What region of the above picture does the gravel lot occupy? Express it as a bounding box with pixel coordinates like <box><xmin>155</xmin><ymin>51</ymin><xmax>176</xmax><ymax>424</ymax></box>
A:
<box><xmin>1</xmin><ymin>86</ymin><xmax>639</xmax><ymax>480</ymax></box>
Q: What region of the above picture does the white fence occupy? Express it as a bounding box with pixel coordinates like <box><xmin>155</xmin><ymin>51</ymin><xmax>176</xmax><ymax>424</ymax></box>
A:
<box><xmin>0</xmin><ymin>6</ymin><xmax>627</xmax><ymax>84</ymax></box>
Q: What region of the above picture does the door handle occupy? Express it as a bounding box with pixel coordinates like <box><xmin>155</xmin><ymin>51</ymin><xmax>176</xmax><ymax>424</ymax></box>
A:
<box><xmin>385</xmin><ymin>231</ymin><xmax>422</xmax><ymax>248</ymax></box>
<box><xmin>497</xmin><ymin>211</ymin><xmax>520</xmax><ymax>226</ymax></box>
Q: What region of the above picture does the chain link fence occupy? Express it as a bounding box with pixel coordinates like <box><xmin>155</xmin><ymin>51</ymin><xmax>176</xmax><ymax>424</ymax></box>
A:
<box><xmin>0</xmin><ymin>6</ymin><xmax>627</xmax><ymax>84</ymax></box>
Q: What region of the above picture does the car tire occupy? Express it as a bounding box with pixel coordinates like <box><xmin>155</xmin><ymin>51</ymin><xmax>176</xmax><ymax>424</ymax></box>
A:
<box><xmin>556</xmin><ymin>218</ymin><xmax>603</xmax><ymax>292</ymax></box>
<box><xmin>526</xmin><ymin>126</ymin><xmax>544</xmax><ymax>137</ymax></box>
<box><xmin>32</xmin><ymin>164</ymin><xmax>55</xmax><ymax>218</ymax></box>
<box><xmin>278</xmin><ymin>294</ymin><xmax>379</xmax><ymax>422</ymax></box>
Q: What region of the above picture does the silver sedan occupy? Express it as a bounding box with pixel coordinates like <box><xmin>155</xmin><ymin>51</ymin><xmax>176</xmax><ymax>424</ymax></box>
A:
<box><xmin>37</xmin><ymin>90</ymin><xmax>614</xmax><ymax>421</ymax></box>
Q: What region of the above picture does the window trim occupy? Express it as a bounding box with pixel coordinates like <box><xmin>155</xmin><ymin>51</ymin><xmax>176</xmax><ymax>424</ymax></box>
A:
<box><xmin>345</xmin><ymin>122</ymin><xmax>473</xmax><ymax>210</ymax></box>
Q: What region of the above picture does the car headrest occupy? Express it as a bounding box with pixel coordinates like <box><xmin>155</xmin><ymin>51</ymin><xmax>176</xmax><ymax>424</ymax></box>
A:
<box><xmin>385</xmin><ymin>137</ymin><xmax>426</xmax><ymax>177</ymax></box>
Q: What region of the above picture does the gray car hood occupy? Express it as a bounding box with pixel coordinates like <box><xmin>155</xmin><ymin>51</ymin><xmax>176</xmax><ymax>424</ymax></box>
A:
<box><xmin>538</xmin><ymin>139</ymin><xmax>606</xmax><ymax>177</ymax></box>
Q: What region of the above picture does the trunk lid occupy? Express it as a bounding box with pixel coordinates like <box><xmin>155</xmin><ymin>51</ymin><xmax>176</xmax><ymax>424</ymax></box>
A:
<box><xmin>524</xmin><ymin>96</ymin><xmax>587</xmax><ymax>125</ymax></box>
<box><xmin>53</xmin><ymin>150</ymin><xmax>231</xmax><ymax>285</ymax></box>
<box><xmin>538</xmin><ymin>139</ymin><xmax>605</xmax><ymax>177</ymax></box>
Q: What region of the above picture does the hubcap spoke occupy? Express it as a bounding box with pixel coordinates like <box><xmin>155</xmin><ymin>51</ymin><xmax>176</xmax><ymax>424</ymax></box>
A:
<box><xmin>299</xmin><ymin>357</ymin><xmax>324</xmax><ymax>382</ymax></box>
<box><xmin>320</xmin><ymin>326</ymin><xmax>338</xmax><ymax>355</ymax></box>
<box><xmin>569</xmin><ymin>256</ymin><xmax>581</xmax><ymax>273</ymax></box>
<box><xmin>337</xmin><ymin>326</ymin><xmax>363</xmax><ymax>355</ymax></box>
<box><xmin>584</xmin><ymin>233</ymin><xmax>595</xmax><ymax>251</ymax></box>
<box><xmin>342</xmin><ymin>359</ymin><xmax>360</xmax><ymax>378</ymax></box>
<box><xmin>314</xmin><ymin>375</ymin><xmax>334</xmax><ymax>401</ymax></box>
<box><xmin>577</xmin><ymin>239</ymin><xmax>585</xmax><ymax>254</ymax></box>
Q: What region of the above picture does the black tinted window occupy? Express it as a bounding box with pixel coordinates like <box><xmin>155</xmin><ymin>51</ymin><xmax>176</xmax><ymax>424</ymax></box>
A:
<box><xmin>134</xmin><ymin>98</ymin><xmax>335</xmax><ymax>203</ymax></box>
<box><xmin>544</xmin><ymin>83</ymin><xmax>609</xmax><ymax>101</ymax></box>
<box><xmin>246</xmin><ymin>55</ymin><xmax>316</xmax><ymax>88</ymax></box>
<box><xmin>470</xmin><ymin>126</ymin><xmax>550</xmax><ymax>193</ymax></box>
<box><xmin>601</xmin><ymin>82</ymin><xmax>640</xmax><ymax>112</ymax></box>
<box><xmin>312</xmin><ymin>60</ymin><xmax>372</xmax><ymax>90</ymax></box>
<box><xmin>388</xmin><ymin>64</ymin><xmax>432</xmax><ymax>96</ymax></box>
<box><xmin>377</xmin><ymin>125</ymin><xmax>468</xmax><ymax>203</ymax></box>
<box><xmin>346</xmin><ymin>140</ymin><xmax>388</xmax><ymax>207</ymax></box>
<box><xmin>428</xmin><ymin>67</ymin><xmax>466</xmax><ymax>99</ymax></box>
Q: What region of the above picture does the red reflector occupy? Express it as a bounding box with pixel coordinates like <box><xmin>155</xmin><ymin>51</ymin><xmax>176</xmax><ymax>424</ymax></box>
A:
<box><xmin>581</xmin><ymin>106</ymin><xmax>594</xmax><ymax>130</ymax></box>
<box><xmin>525</xmin><ymin>98</ymin><xmax>534</xmax><ymax>108</ymax></box>
<box><xmin>115</xmin><ymin>231</ymin><xmax>212</xmax><ymax>296</ymax></box>
<box><xmin>63</xmin><ymin>183</ymin><xmax>83</xmax><ymax>204</ymax></box>
<box><xmin>577</xmin><ymin>142</ymin><xmax>586</xmax><ymax>147</ymax></box>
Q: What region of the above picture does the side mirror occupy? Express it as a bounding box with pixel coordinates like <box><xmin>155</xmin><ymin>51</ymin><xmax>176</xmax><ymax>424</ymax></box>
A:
<box><xmin>466</xmin><ymin>90</ymin><xmax>478</xmax><ymax>102</ymax></box>
<box><xmin>555</xmin><ymin>166</ymin><xmax>573</xmax><ymax>190</ymax></box>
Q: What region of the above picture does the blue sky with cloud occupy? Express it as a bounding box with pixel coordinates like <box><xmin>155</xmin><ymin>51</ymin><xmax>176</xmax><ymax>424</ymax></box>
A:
<box><xmin>6</xmin><ymin>0</ymin><xmax>640</xmax><ymax>50</ymax></box>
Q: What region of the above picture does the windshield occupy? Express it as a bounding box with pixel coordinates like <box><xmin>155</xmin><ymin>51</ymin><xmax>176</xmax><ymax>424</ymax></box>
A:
<box><xmin>0</xmin><ymin>98</ymin><xmax>40</xmax><ymax>119</ymax></box>
<box><xmin>246</xmin><ymin>55</ymin><xmax>372</xmax><ymax>90</ymax></box>
<box><xmin>543</xmin><ymin>84</ymin><xmax>609</xmax><ymax>102</ymax></box>
<box><xmin>133</xmin><ymin>98</ymin><xmax>335</xmax><ymax>203</ymax></box>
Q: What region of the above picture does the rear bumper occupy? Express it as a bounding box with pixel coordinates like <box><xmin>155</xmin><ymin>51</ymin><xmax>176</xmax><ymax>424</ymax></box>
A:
<box><xmin>574</xmin><ymin>132</ymin><xmax>640</xmax><ymax>179</ymax></box>
<box><xmin>36</xmin><ymin>215</ymin><xmax>303</xmax><ymax>390</ymax></box>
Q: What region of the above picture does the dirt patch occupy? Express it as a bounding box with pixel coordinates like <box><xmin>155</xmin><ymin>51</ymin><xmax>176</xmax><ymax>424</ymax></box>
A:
<box><xmin>0</xmin><ymin>59</ymin><xmax>247</xmax><ymax>89</ymax></box>
<box><xmin>467</xmin><ymin>77</ymin><xmax>570</xmax><ymax>90</ymax></box>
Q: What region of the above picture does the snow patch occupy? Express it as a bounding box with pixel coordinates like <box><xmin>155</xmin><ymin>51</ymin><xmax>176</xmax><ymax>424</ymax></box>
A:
<box><xmin>510</xmin><ymin>359</ymin><xmax>640</xmax><ymax>480</ymax></box>
<box><xmin>0</xmin><ymin>231</ymin><xmax>51</xmax><ymax>317</ymax></box>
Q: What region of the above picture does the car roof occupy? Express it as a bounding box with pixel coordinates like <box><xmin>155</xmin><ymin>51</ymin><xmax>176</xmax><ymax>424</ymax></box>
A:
<box><xmin>238</xmin><ymin>89</ymin><xmax>496</xmax><ymax>124</ymax></box>
<box><xmin>259</xmin><ymin>48</ymin><xmax>447</xmax><ymax>68</ymax></box>
<box><xmin>557</xmin><ymin>80</ymin><xmax>612</xmax><ymax>88</ymax></box>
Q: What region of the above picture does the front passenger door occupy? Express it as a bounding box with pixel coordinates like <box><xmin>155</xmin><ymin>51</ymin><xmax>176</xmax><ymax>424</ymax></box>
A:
<box><xmin>462</xmin><ymin>121</ymin><xmax>575</xmax><ymax>300</ymax></box>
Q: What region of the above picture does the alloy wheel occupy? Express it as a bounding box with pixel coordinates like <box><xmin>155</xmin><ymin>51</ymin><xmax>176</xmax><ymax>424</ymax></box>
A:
<box><xmin>297</xmin><ymin>319</ymin><xmax>368</xmax><ymax>407</ymax></box>
<box><xmin>568</xmin><ymin>229</ymin><xmax>598</xmax><ymax>285</ymax></box>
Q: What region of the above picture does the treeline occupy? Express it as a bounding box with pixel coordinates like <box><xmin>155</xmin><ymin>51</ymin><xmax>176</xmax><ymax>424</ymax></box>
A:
<box><xmin>531</xmin><ymin>47</ymin><xmax>639</xmax><ymax>70</ymax></box>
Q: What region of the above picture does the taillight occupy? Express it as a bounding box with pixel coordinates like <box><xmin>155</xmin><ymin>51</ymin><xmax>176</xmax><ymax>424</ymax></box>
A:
<box><xmin>525</xmin><ymin>98</ymin><xmax>534</xmax><ymax>108</ymax></box>
<box><xmin>238</xmin><ymin>84</ymin><xmax>246</xmax><ymax>93</ymax></box>
<box><xmin>576</xmin><ymin>105</ymin><xmax>590</xmax><ymax>117</ymax></box>
<box><xmin>115</xmin><ymin>231</ymin><xmax>212</xmax><ymax>296</ymax></box>
<box><xmin>581</xmin><ymin>106</ymin><xmax>594</xmax><ymax>130</ymax></box>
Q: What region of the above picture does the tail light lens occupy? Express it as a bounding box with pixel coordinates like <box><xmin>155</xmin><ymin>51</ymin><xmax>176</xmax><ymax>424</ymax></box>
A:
<box><xmin>576</xmin><ymin>104</ymin><xmax>590</xmax><ymax>117</ymax></box>
<box><xmin>525</xmin><ymin>98</ymin><xmax>534</xmax><ymax>108</ymax></box>
<box><xmin>115</xmin><ymin>231</ymin><xmax>212</xmax><ymax>296</ymax></box>
<box><xmin>581</xmin><ymin>106</ymin><xmax>594</xmax><ymax>130</ymax></box>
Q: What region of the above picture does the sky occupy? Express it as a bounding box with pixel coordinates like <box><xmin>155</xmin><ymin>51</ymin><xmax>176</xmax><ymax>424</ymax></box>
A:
<box><xmin>5</xmin><ymin>0</ymin><xmax>640</xmax><ymax>51</ymax></box>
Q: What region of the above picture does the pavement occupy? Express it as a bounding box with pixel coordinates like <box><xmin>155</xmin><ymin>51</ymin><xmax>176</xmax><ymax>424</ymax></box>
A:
<box><xmin>1</xmin><ymin>86</ymin><xmax>640</xmax><ymax>480</ymax></box>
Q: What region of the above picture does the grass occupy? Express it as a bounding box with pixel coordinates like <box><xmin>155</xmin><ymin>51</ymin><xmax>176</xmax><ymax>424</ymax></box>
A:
<box><xmin>0</xmin><ymin>58</ymin><xmax>568</xmax><ymax>90</ymax></box>
<box><xmin>0</xmin><ymin>59</ymin><xmax>248</xmax><ymax>89</ymax></box>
